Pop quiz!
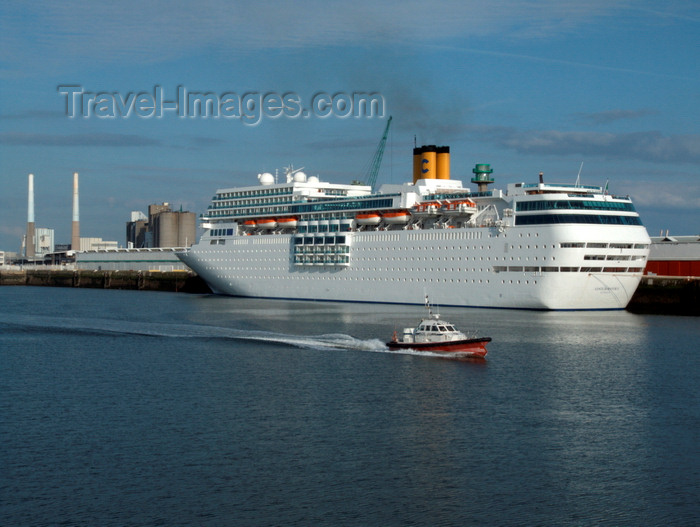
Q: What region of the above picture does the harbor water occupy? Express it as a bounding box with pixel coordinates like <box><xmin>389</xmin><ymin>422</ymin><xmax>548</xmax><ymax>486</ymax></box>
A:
<box><xmin>1</xmin><ymin>286</ymin><xmax>698</xmax><ymax>526</ymax></box>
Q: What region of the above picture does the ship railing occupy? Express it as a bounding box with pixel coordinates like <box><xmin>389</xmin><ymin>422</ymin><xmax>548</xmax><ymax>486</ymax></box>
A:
<box><xmin>521</xmin><ymin>183</ymin><xmax>600</xmax><ymax>190</ymax></box>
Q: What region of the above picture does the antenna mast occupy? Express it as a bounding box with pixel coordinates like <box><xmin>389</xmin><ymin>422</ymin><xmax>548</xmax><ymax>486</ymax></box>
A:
<box><xmin>575</xmin><ymin>162</ymin><xmax>583</xmax><ymax>187</ymax></box>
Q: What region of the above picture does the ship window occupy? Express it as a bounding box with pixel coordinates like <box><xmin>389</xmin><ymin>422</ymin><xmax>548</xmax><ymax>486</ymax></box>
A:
<box><xmin>516</xmin><ymin>200</ymin><xmax>636</xmax><ymax>212</ymax></box>
<box><xmin>516</xmin><ymin>214</ymin><xmax>642</xmax><ymax>226</ymax></box>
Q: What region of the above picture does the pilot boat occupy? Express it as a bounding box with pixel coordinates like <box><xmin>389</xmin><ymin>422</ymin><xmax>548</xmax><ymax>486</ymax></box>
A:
<box><xmin>387</xmin><ymin>296</ymin><xmax>491</xmax><ymax>357</ymax></box>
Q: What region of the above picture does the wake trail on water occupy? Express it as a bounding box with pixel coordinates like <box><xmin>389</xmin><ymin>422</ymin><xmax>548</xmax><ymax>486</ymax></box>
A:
<box><xmin>0</xmin><ymin>313</ymin><xmax>477</xmax><ymax>359</ymax></box>
<box><xmin>0</xmin><ymin>313</ymin><xmax>391</xmax><ymax>354</ymax></box>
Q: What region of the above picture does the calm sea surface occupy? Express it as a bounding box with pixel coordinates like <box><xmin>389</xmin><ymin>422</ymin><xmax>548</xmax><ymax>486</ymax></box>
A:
<box><xmin>1</xmin><ymin>286</ymin><xmax>698</xmax><ymax>526</ymax></box>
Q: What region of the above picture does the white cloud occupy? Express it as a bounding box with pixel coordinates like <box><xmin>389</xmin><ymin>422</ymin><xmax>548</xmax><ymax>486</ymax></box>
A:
<box><xmin>466</xmin><ymin>126</ymin><xmax>700</xmax><ymax>164</ymax></box>
<box><xmin>630</xmin><ymin>184</ymin><xmax>700</xmax><ymax>210</ymax></box>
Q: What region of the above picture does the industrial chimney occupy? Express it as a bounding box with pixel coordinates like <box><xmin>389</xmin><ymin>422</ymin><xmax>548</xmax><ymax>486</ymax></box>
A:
<box><xmin>71</xmin><ymin>172</ymin><xmax>80</xmax><ymax>251</ymax></box>
<box><xmin>26</xmin><ymin>173</ymin><xmax>36</xmax><ymax>259</ymax></box>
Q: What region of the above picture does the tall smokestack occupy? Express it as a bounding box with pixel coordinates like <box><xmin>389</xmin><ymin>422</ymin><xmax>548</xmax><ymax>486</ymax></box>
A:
<box><xmin>71</xmin><ymin>172</ymin><xmax>80</xmax><ymax>251</ymax></box>
<box><xmin>26</xmin><ymin>173</ymin><xmax>36</xmax><ymax>259</ymax></box>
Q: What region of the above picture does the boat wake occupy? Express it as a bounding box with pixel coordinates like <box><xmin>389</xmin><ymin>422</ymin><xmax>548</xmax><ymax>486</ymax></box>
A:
<box><xmin>0</xmin><ymin>313</ymin><xmax>483</xmax><ymax>360</ymax></box>
<box><xmin>0</xmin><ymin>313</ymin><xmax>384</xmax><ymax>352</ymax></box>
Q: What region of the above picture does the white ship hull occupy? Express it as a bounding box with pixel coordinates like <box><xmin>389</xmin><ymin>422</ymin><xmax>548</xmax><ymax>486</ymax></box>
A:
<box><xmin>178</xmin><ymin>145</ymin><xmax>651</xmax><ymax>310</ymax></box>
<box><xmin>179</xmin><ymin>223</ymin><xmax>650</xmax><ymax>310</ymax></box>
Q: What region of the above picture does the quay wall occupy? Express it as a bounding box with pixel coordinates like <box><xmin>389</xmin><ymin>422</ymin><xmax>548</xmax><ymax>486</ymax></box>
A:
<box><xmin>0</xmin><ymin>269</ymin><xmax>211</xmax><ymax>294</ymax></box>
<box><xmin>626</xmin><ymin>276</ymin><xmax>699</xmax><ymax>316</ymax></box>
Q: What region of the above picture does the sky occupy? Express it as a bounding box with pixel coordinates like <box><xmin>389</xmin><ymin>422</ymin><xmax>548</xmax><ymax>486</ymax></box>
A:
<box><xmin>1</xmin><ymin>0</ymin><xmax>698</xmax><ymax>252</ymax></box>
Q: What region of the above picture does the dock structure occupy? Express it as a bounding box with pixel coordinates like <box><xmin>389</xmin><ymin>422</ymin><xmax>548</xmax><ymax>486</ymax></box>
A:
<box><xmin>627</xmin><ymin>275</ymin><xmax>699</xmax><ymax>315</ymax></box>
<box><xmin>74</xmin><ymin>247</ymin><xmax>191</xmax><ymax>272</ymax></box>
<box><xmin>0</xmin><ymin>269</ymin><xmax>210</xmax><ymax>294</ymax></box>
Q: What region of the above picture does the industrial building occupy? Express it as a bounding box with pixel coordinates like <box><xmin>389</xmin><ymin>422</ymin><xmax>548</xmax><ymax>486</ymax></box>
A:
<box><xmin>74</xmin><ymin>247</ymin><xmax>190</xmax><ymax>271</ymax></box>
<box><xmin>126</xmin><ymin>203</ymin><xmax>196</xmax><ymax>249</ymax></box>
<box><xmin>22</xmin><ymin>172</ymin><xmax>83</xmax><ymax>264</ymax></box>
<box><xmin>645</xmin><ymin>234</ymin><xmax>700</xmax><ymax>278</ymax></box>
<box><xmin>18</xmin><ymin>173</ymin><xmax>194</xmax><ymax>272</ymax></box>
<box><xmin>35</xmin><ymin>228</ymin><xmax>55</xmax><ymax>258</ymax></box>
<box><xmin>79</xmin><ymin>238</ymin><xmax>119</xmax><ymax>251</ymax></box>
<box><xmin>75</xmin><ymin>203</ymin><xmax>196</xmax><ymax>271</ymax></box>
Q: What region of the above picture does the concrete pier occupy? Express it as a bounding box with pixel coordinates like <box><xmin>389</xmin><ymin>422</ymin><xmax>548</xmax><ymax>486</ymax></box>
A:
<box><xmin>0</xmin><ymin>269</ymin><xmax>211</xmax><ymax>294</ymax></box>
<box><xmin>627</xmin><ymin>276</ymin><xmax>699</xmax><ymax>316</ymax></box>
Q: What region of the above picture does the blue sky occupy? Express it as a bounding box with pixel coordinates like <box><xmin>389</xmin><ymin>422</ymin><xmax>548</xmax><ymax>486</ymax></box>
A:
<box><xmin>1</xmin><ymin>0</ymin><xmax>698</xmax><ymax>252</ymax></box>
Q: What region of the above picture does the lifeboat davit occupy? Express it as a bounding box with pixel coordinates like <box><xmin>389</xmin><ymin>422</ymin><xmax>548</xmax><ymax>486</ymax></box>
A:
<box><xmin>340</xmin><ymin>218</ymin><xmax>355</xmax><ymax>231</ymax></box>
<box><xmin>356</xmin><ymin>212</ymin><xmax>381</xmax><ymax>225</ymax></box>
<box><xmin>383</xmin><ymin>210</ymin><xmax>411</xmax><ymax>224</ymax></box>
<box><xmin>277</xmin><ymin>217</ymin><xmax>298</xmax><ymax>229</ymax></box>
<box><xmin>243</xmin><ymin>220</ymin><xmax>257</xmax><ymax>229</ymax></box>
<box><xmin>257</xmin><ymin>218</ymin><xmax>277</xmax><ymax>229</ymax></box>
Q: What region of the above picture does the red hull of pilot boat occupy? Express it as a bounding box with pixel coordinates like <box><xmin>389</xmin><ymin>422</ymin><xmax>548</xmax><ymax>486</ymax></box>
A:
<box><xmin>386</xmin><ymin>337</ymin><xmax>491</xmax><ymax>357</ymax></box>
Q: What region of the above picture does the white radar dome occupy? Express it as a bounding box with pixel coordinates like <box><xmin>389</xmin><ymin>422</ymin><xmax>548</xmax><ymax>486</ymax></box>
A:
<box><xmin>258</xmin><ymin>172</ymin><xmax>275</xmax><ymax>185</ymax></box>
<box><xmin>293</xmin><ymin>171</ymin><xmax>307</xmax><ymax>182</ymax></box>
<box><xmin>307</xmin><ymin>176</ymin><xmax>319</xmax><ymax>183</ymax></box>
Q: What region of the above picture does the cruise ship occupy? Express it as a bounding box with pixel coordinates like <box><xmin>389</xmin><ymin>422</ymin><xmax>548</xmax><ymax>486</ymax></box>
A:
<box><xmin>177</xmin><ymin>145</ymin><xmax>651</xmax><ymax>310</ymax></box>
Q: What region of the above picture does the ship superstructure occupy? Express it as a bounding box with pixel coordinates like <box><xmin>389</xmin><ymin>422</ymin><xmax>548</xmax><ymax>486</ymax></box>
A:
<box><xmin>178</xmin><ymin>146</ymin><xmax>651</xmax><ymax>310</ymax></box>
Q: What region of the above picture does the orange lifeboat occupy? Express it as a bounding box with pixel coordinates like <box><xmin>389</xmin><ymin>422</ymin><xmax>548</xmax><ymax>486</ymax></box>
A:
<box><xmin>442</xmin><ymin>200</ymin><xmax>477</xmax><ymax>214</ymax></box>
<box><xmin>356</xmin><ymin>212</ymin><xmax>381</xmax><ymax>225</ymax></box>
<box><xmin>277</xmin><ymin>217</ymin><xmax>298</xmax><ymax>229</ymax></box>
<box><xmin>243</xmin><ymin>220</ymin><xmax>257</xmax><ymax>229</ymax></box>
<box><xmin>413</xmin><ymin>201</ymin><xmax>440</xmax><ymax>215</ymax></box>
<box><xmin>257</xmin><ymin>218</ymin><xmax>277</xmax><ymax>229</ymax></box>
<box><xmin>383</xmin><ymin>210</ymin><xmax>410</xmax><ymax>224</ymax></box>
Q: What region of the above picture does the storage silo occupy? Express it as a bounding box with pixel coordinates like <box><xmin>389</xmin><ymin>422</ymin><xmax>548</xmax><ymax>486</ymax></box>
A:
<box><xmin>155</xmin><ymin>211</ymin><xmax>179</xmax><ymax>248</ymax></box>
<box><xmin>177</xmin><ymin>211</ymin><xmax>196</xmax><ymax>247</ymax></box>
